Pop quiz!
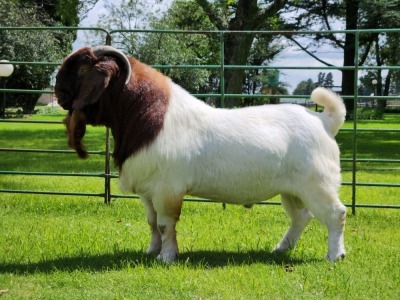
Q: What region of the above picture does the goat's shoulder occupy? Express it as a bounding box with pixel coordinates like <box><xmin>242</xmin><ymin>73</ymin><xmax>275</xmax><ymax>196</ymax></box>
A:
<box><xmin>129</xmin><ymin>58</ymin><xmax>169</xmax><ymax>92</ymax></box>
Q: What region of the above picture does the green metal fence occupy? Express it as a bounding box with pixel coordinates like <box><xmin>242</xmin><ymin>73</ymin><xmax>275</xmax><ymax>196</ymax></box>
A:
<box><xmin>1</xmin><ymin>27</ymin><xmax>399</xmax><ymax>214</ymax></box>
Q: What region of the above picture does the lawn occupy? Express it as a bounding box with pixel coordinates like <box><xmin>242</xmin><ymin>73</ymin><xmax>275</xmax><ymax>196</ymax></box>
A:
<box><xmin>1</xmin><ymin>196</ymin><xmax>399</xmax><ymax>299</ymax></box>
<box><xmin>0</xmin><ymin>109</ymin><xmax>399</xmax><ymax>299</ymax></box>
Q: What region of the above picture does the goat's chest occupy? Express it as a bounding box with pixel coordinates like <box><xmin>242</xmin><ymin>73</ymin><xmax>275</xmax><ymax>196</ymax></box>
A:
<box><xmin>118</xmin><ymin>152</ymin><xmax>158</xmax><ymax>195</ymax></box>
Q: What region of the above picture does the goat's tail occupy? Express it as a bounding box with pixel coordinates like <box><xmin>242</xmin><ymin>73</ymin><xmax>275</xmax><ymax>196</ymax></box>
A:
<box><xmin>311</xmin><ymin>87</ymin><xmax>346</xmax><ymax>136</ymax></box>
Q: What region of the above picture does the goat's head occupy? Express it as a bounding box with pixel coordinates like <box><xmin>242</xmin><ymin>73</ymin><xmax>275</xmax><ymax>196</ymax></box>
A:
<box><xmin>55</xmin><ymin>46</ymin><xmax>132</xmax><ymax>158</ymax></box>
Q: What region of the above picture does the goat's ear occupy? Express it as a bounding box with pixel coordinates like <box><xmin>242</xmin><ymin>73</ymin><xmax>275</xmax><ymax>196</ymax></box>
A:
<box><xmin>72</xmin><ymin>61</ymin><xmax>116</xmax><ymax>110</ymax></box>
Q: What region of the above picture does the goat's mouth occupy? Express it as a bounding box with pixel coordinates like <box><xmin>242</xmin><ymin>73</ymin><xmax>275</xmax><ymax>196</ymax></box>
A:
<box><xmin>54</xmin><ymin>86</ymin><xmax>74</xmax><ymax>110</ymax></box>
<box><xmin>56</xmin><ymin>95</ymin><xmax>74</xmax><ymax>111</ymax></box>
<box><xmin>64</xmin><ymin>110</ymin><xmax>88</xmax><ymax>159</ymax></box>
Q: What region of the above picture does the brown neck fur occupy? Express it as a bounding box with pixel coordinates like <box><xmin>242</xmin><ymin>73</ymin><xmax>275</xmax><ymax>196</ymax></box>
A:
<box><xmin>91</xmin><ymin>58</ymin><xmax>170</xmax><ymax>169</ymax></box>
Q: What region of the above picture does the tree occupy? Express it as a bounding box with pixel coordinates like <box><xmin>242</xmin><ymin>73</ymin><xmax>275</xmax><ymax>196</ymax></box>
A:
<box><xmin>93</xmin><ymin>0</ymin><xmax>219</xmax><ymax>96</ymax></box>
<box><xmin>94</xmin><ymin>0</ymin><xmax>288</xmax><ymax>107</ymax></box>
<box><xmin>242</xmin><ymin>69</ymin><xmax>288</xmax><ymax>105</ymax></box>
<box><xmin>359</xmin><ymin>1</ymin><xmax>400</xmax><ymax>109</ymax></box>
<box><xmin>138</xmin><ymin>1</ymin><xmax>219</xmax><ymax>95</ymax></box>
<box><xmin>293</xmin><ymin>72</ymin><xmax>335</xmax><ymax>96</ymax></box>
<box><xmin>89</xmin><ymin>0</ymin><xmax>293</xmax><ymax>108</ymax></box>
<box><xmin>259</xmin><ymin>70</ymin><xmax>288</xmax><ymax>104</ymax></box>
<box><xmin>16</xmin><ymin>0</ymin><xmax>99</xmax><ymax>26</ymax></box>
<box><xmin>0</xmin><ymin>0</ymin><xmax>77</xmax><ymax>114</ymax></box>
<box><xmin>317</xmin><ymin>72</ymin><xmax>334</xmax><ymax>88</ymax></box>
<box><xmin>324</xmin><ymin>72</ymin><xmax>334</xmax><ymax>88</ymax></box>
<box><xmin>285</xmin><ymin>0</ymin><xmax>400</xmax><ymax>114</ymax></box>
<box><xmin>195</xmin><ymin>0</ymin><xmax>288</xmax><ymax>107</ymax></box>
<box><xmin>293</xmin><ymin>79</ymin><xmax>316</xmax><ymax>96</ymax></box>
<box><xmin>283</xmin><ymin>0</ymin><xmax>359</xmax><ymax>112</ymax></box>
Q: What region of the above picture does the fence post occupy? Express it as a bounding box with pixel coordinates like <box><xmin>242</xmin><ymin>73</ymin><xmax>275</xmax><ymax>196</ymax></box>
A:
<box><xmin>351</xmin><ymin>30</ymin><xmax>360</xmax><ymax>215</ymax></box>
<box><xmin>220</xmin><ymin>31</ymin><xmax>225</xmax><ymax>108</ymax></box>
<box><xmin>104</xmin><ymin>33</ymin><xmax>112</xmax><ymax>204</ymax></box>
<box><xmin>220</xmin><ymin>31</ymin><xmax>226</xmax><ymax>210</ymax></box>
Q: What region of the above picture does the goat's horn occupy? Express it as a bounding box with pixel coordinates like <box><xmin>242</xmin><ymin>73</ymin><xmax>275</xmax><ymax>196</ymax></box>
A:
<box><xmin>92</xmin><ymin>46</ymin><xmax>132</xmax><ymax>85</ymax></box>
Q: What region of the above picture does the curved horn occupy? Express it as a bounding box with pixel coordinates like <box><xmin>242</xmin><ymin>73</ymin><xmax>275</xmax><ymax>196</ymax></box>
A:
<box><xmin>92</xmin><ymin>45</ymin><xmax>132</xmax><ymax>85</ymax></box>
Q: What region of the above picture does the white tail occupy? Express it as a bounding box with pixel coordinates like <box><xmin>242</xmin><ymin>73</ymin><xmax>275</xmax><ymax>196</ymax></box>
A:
<box><xmin>311</xmin><ymin>87</ymin><xmax>346</xmax><ymax>136</ymax></box>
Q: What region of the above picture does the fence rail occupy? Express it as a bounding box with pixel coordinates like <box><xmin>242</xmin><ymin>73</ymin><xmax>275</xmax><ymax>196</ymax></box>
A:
<box><xmin>1</xmin><ymin>27</ymin><xmax>399</xmax><ymax>214</ymax></box>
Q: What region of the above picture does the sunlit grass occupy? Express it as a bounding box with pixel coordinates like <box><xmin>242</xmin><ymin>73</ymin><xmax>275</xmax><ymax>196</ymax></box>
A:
<box><xmin>0</xmin><ymin>196</ymin><xmax>399</xmax><ymax>299</ymax></box>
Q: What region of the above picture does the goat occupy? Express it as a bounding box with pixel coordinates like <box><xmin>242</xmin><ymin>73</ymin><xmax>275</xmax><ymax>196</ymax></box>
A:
<box><xmin>55</xmin><ymin>46</ymin><xmax>347</xmax><ymax>262</ymax></box>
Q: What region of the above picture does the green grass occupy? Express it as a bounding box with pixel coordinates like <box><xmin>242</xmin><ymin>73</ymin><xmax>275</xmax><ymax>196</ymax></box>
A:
<box><xmin>337</xmin><ymin>113</ymin><xmax>400</xmax><ymax>206</ymax></box>
<box><xmin>0</xmin><ymin>111</ymin><xmax>399</xmax><ymax>299</ymax></box>
<box><xmin>1</xmin><ymin>196</ymin><xmax>399</xmax><ymax>299</ymax></box>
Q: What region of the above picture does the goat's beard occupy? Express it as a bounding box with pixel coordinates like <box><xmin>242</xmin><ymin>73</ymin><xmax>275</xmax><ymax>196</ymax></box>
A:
<box><xmin>64</xmin><ymin>110</ymin><xmax>88</xmax><ymax>159</ymax></box>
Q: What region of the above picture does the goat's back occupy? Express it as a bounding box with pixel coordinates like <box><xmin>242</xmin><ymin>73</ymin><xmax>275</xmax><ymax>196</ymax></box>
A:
<box><xmin>120</xmin><ymin>82</ymin><xmax>342</xmax><ymax>204</ymax></box>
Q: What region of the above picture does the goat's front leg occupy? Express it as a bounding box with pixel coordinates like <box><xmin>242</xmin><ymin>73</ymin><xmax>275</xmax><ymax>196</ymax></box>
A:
<box><xmin>141</xmin><ymin>197</ymin><xmax>162</xmax><ymax>256</ymax></box>
<box><xmin>153</xmin><ymin>195</ymin><xmax>183</xmax><ymax>263</ymax></box>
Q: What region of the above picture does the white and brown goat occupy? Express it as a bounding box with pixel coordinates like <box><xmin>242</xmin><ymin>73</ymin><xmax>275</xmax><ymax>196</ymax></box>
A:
<box><xmin>55</xmin><ymin>46</ymin><xmax>347</xmax><ymax>262</ymax></box>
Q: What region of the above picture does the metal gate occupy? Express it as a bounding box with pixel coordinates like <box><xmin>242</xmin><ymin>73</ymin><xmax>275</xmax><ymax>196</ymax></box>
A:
<box><xmin>1</xmin><ymin>27</ymin><xmax>399</xmax><ymax>214</ymax></box>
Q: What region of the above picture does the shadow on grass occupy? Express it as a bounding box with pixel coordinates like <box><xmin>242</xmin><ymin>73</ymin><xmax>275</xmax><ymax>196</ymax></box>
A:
<box><xmin>0</xmin><ymin>249</ymin><xmax>321</xmax><ymax>274</ymax></box>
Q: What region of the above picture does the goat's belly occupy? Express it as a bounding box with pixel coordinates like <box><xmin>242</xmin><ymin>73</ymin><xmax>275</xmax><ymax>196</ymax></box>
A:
<box><xmin>188</xmin><ymin>169</ymin><xmax>290</xmax><ymax>204</ymax></box>
<box><xmin>189</xmin><ymin>186</ymin><xmax>279</xmax><ymax>205</ymax></box>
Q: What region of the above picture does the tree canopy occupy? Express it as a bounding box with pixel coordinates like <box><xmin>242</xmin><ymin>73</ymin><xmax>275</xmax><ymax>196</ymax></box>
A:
<box><xmin>93</xmin><ymin>0</ymin><xmax>289</xmax><ymax>107</ymax></box>
<box><xmin>2</xmin><ymin>0</ymin><xmax>400</xmax><ymax>113</ymax></box>
<box><xmin>286</xmin><ymin>0</ymin><xmax>400</xmax><ymax>112</ymax></box>
<box><xmin>0</xmin><ymin>0</ymin><xmax>78</xmax><ymax>114</ymax></box>
<box><xmin>293</xmin><ymin>72</ymin><xmax>335</xmax><ymax>96</ymax></box>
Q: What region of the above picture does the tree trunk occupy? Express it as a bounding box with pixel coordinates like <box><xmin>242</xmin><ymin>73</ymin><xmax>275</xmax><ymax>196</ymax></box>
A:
<box><xmin>380</xmin><ymin>69</ymin><xmax>391</xmax><ymax>109</ymax></box>
<box><xmin>222</xmin><ymin>0</ymin><xmax>259</xmax><ymax>107</ymax></box>
<box><xmin>223</xmin><ymin>33</ymin><xmax>254</xmax><ymax>107</ymax></box>
<box><xmin>341</xmin><ymin>0</ymin><xmax>359</xmax><ymax>114</ymax></box>
<box><xmin>196</xmin><ymin>0</ymin><xmax>287</xmax><ymax>107</ymax></box>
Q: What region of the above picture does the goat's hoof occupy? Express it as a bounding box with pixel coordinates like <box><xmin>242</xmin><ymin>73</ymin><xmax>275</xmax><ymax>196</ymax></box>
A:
<box><xmin>272</xmin><ymin>242</ymin><xmax>290</xmax><ymax>253</ymax></box>
<box><xmin>156</xmin><ymin>251</ymin><xmax>178</xmax><ymax>263</ymax></box>
<box><xmin>327</xmin><ymin>251</ymin><xmax>346</xmax><ymax>261</ymax></box>
<box><xmin>146</xmin><ymin>246</ymin><xmax>161</xmax><ymax>256</ymax></box>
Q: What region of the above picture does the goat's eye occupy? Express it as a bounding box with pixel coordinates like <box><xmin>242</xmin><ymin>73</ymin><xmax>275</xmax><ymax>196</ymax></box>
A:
<box><xmin>78</xmin><ymin>65</ymin><xmax>91</xmax><ymax>76</ymax></box>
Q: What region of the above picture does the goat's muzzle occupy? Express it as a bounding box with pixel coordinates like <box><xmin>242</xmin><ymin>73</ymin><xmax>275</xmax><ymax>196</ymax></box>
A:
<box><xmin>64</xmin><ymin>110</ymin><xmax>88</xmax><ymax>159</ymax></box>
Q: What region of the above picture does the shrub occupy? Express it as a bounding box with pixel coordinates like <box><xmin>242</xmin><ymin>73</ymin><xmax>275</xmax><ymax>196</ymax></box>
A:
<box><xmin>348</xmin><ymin>108</ymin><xmax>384</xmax><ymax>120</ymax></box>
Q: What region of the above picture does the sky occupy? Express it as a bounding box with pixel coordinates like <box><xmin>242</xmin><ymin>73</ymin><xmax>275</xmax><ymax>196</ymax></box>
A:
<box><xmin>73</xmin><ymin>0</ymin><xmax>345</xmax><ymax>94</ymax></box>
<box><xmin>270</xmin><ymin>44</ymin><xmax>344</xmax><ymax>93</ymax></box>
<box><xmin>72</xmin><ymin>0</ymin><xmax>108</xmax><ymax>50</ymax></box>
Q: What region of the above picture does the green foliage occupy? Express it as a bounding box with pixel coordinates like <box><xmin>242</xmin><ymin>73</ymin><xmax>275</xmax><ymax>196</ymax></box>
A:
<box><xmin>293</xmin><ymin>72</ymin><xmax>335</xmax><ymax>95</ymax></box>
<box><xmin>348</xmin><ymin>108</ymin><xmax>385</xmax><ymax>120</ymax></box>
<box><xmin>35</xmin><ymin>105</ymin><xmax>62</xmax><ymax>115</ymax></box>
<box><xmin>286</xmin><ymin>0</ymin><xmax>400</xmax><ymax>113</ymax></box>
<box><xmin>317</xmin><ymin>72</ymin><xmax>334</xmax><ymax>88</ymax></box>
<box><xmin>0</xmin><ymin>0</ymin><xmax>75</xmax><ymax>114</ymax></box>
<box><xmin>242</xmin><ymin>69</ymin><xmax>289</xmax><ymax>106</ymax></box>
<box><xmin>293</xmin><ymin>78</ymin><xmax>315</xmax><ymax>95</ymax></box>
<box><xmin>137</xmin><ymin>1</ymin><xmax>219</xmax><ymax>94</ymax></box>
<box><xmin>93</xmin><ymin>0</ymin><xmax>221</xmax><ymax>95</ymax></box>
<box><xmin>16</xmin><ymin>0</ymin><xmax>81</xmax><ymax>26</ymax></box>
<box><xmin>55</xmin><ymin>0</ymin><xmax>80</xmax><ymax>26</ymax></box>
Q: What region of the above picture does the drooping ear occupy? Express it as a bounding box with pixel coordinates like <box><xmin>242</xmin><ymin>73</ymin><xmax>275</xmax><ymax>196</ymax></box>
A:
<box><xmin>72</xmin><ymin>60</ymin><xmax>118</xmax><ymax>110</ymax></box>
<box><xmin>64</xmin><ymin>110</ymin><xmax>88</xmax><ymax>159</ymax></box>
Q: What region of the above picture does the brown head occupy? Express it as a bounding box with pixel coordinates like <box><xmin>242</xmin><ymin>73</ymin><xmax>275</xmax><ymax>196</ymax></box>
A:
<box><xmin>55</xmin><ymin>46</ymin><xmax>169</xmax><ymax>167</ymax></box>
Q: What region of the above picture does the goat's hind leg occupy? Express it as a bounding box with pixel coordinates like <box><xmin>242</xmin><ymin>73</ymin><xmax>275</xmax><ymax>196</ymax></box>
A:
<box><xmin>273</xmin><ymin>194</ymin><xmax>313</xmax><ymax>253</ymax></box>
<box><xmin>300</xmin><ymin>188</ymin><xmax>346</xmax><ymax>261</ymax></box>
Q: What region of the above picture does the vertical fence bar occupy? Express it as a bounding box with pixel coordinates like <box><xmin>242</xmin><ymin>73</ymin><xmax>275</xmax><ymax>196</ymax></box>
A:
<box><xmin>2</xmin><ymin>80</ymin><xmax>5</xmax><ymax>119</ymax></box>
<box><xmin>104</xmin><ymin>127</ymin><xmax>111</xmax><ymax>204</ymax></box>
<box><xmin>104</xmin><ymin>32</ymin><xmax>112</xmax><ymax>204</ymax></box>
<box><xmin>220</xmin><ymin>31</ymin><xmax>225</xmax><ymax>108</ymax></box>
<box><xmin>220</xmin><ymin>31</ymin><xmax>226</xmax><ymax>210</ymax></box>
<box><xmin>351</xmin><ymin>31</ymin><xmax>360</xmax><ymax>215</ymax></box>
